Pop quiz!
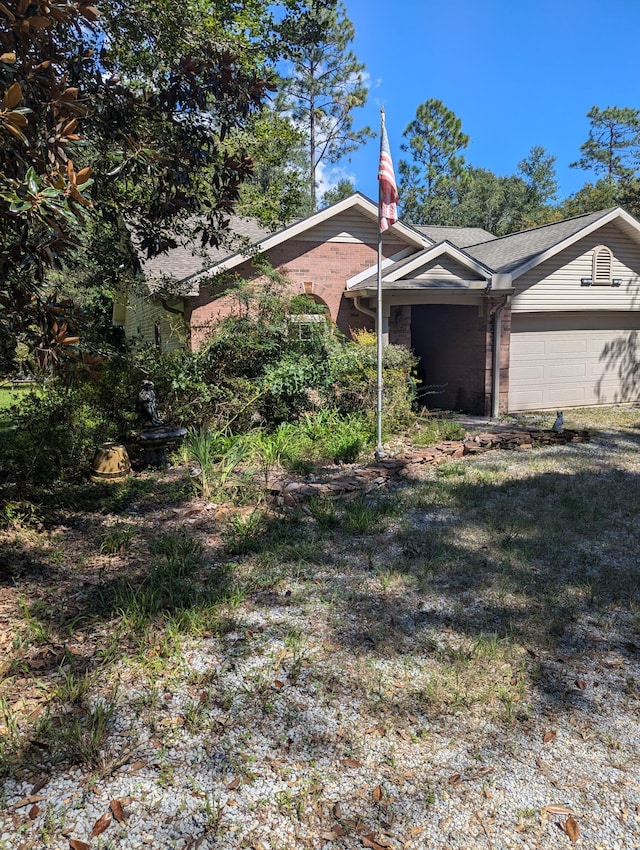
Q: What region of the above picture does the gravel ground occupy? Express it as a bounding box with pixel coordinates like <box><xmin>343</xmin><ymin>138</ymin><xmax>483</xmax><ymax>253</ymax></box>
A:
<box><xmin>2</xmin><ymin>420</ymin><xmax>640</xmax><ymax>849</ymax></box>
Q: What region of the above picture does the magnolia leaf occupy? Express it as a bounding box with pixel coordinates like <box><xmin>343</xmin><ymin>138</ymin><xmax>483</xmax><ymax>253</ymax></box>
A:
<box><xmin>4</xmin><ymin>81</ymin><xmax>21</xmax><ymax>109</ymax></box>
<box><xmin>28</xmin><ymin>15</ymin><xmax>52</xmax><ymax>29</ymax></box>
<box><xmin>69</xmin><ymin>841</ymin><xmax>90</xmax><ymax>850</ymax></box>
<box><xmin>63</xmin><ymin>118</ymin><xmax>78</xmax><ymax>136</ymax></box>
<box><xmin>340</xmin><ymin>758</ymin><xmax>363</xmax><ymax>769</ymax></box>
<box><xmin>542</xmin><ymin>729</ymin><xmax>556</xmax><ymax>743</ymax></box>
<box><xmin>7</xmin><ymin>111</ymin><xmax>28</xmax><ymax>127</ymax></box>
<box><xmin>4</xmin><ymin>122</ymin><xmax>27</xmax><ymax>142</ymax></box>
<box><xmin>575</xmin><ymin>678</ymin><xmax>587</xmax><ymax>690</ymax></box>
<box><xmin>89</xmin><ymin>812</ymin><xmax>112</xmax><ymax>837</ymax></box>
<box><xmin>80</xmin><ymin>5</ymin><xmax>100</xmax><ymax>22</ymax></box>
<box><xmin>0</xmin><ymin>52</ymin><xmax>16</xmax><ymax>63</ymax></box>
<box><xmin>76</xmin><ymin>166</ymin><xmax>92</xmax><ymax>185</ymax></box>
<box><xmin>0</xmin><ymin>4</ymin><xmax>16</xmax><ymax>23</ymax></box>
<box><xmin>372</xmin><ymin>785</ymin><xmax>383</xmax><ymax>803</ymax></box>
<box><xmin>109</xmin><ymin>800</ymin><xmax>124</xmax><ymax>823</ymax></box>
<box><xmin>28</xmin><ymin>804</ymin><xmax>40</xmax><ymax>819</ymax></box>
<box><xmin>563</xmin><ymin>816</ymin><xmax>579</xmax><ymax>842</ymax></box>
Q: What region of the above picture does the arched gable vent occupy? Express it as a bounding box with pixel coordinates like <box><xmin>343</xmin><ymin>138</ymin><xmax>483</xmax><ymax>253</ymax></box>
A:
<box><xmin>592</xmin><ymin>245</ymin><xmax>613</xmax><ymax>285</ymax></box>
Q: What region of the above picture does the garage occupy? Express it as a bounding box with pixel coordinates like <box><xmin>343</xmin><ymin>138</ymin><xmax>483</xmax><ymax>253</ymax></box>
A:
<box><xmin>509</xmin><ymin>312</ymin><xmax>640</xmax><ymax>411</ymax></box>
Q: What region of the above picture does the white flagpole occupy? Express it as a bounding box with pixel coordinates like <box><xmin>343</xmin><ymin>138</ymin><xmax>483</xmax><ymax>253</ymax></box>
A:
<box><xmin>375</xmin><ymin>108</ymin><xmax>385</xmax><ymax>461</ymax></box>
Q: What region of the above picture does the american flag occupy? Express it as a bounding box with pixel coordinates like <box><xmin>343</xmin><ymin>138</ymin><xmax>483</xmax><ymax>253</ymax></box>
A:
<box><xmin>378</xmin><ymin>111</ymin><xmax>398</xmax><ymax>233</ymax></box>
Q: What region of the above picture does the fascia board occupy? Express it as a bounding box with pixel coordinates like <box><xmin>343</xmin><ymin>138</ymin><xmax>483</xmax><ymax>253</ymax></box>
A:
<box><xmin>510</xmin><ymin>208</ymin><xmax>640</xmax><ymax>280</ymax></box>
<box><xmin>384</xmin><ymin>241</ymin><xmax>493</xmax><ymax>283</ymax></box>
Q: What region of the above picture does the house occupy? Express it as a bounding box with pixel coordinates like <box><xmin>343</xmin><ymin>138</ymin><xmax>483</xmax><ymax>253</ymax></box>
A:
<box><xmin>120</xmin><ymin>193</ymin><xmax>640</xmax><ymax>415</ymax></box>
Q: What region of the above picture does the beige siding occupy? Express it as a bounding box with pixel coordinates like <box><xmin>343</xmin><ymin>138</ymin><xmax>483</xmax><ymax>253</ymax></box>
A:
<box><xmin>509</xmin><ymin>312</ymin><xmax>640</xmax><ymax>410</ymax></box>
<box><xmin>124</xmin><ymin>291</ymin><xmax>186</xmax><ymax>353</ymax></box>
<box><xmin>512</xmin><ymin>223</ymin><xmax>640</xmax><ymax>312</ymax></box>
<box><xmin>290</xmin><ymin>210</ymin><xmax>379</xmax><ymax>244</ymax></box>
<box><xmin>409</xmin><ymin>255</ymin><xmax>485</xmax><ymax>283</ymax></box>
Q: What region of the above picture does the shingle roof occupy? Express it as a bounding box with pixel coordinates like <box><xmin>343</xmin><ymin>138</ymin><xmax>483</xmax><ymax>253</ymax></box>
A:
<box><xmin>464</xmin><ymin>209</ymin><xmax>616</xmax><ymax>273</ymax></box>
<box><xmin>142</xmin><ymin>217</ymin><xmax>272</xmax><ymax>291</ymax></box>
<box><xmin>412</xmin><ymin>225</ymin><xmax>496</xmax><ymax>247</ymax></box>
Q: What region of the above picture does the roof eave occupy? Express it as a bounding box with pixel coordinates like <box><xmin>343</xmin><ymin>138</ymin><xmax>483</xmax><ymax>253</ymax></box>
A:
<box><xmin>508</xmin><ymin>207</ymin><xmax>640</xmax><ymax>280</ymax></box>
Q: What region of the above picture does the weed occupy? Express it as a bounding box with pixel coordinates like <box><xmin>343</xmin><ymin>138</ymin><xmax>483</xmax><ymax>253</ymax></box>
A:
<box><xmin>342</xmin><ymin>496</ymin><xmax>395</xmax><ymax>534</ymax></box>
<box><xmin>99</xmin><ymin>522</ymin><xmax>136</xmax><ymax>555</ymax></box>
<box><xmin>307</xmin><ymin>496</ymin><xmax>339</xmax><ymax>529</ymax></box>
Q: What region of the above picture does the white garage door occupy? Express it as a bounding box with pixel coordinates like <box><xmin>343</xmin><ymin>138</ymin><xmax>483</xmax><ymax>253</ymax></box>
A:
<box><xmin>509</xmin><ymin>312</ymin><xmax>640</xmax><ymax>411</ymax></box>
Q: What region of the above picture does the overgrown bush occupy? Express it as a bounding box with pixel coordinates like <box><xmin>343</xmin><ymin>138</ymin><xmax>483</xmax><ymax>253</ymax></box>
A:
<box><xmin>0</xmin><ymin>384</ymin><xmax>116</xmax><ymax>487</ymax></box>
<box><xmin>0</xmin><ymin>282</ymin><xmax>420</xmax><ymax>488</ymax></box>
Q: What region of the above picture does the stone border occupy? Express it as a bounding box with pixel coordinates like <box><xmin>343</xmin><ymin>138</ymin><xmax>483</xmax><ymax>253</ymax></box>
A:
<box><xmin>272</xmin><ymin>428</ymin><xmax>590</xmax><ymax>506</ymax></box>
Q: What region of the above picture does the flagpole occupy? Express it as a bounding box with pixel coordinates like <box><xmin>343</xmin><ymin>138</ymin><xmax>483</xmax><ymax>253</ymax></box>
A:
<box><xmin>375</xmin><ymin>108</ymin><xmax>385</xmax><ymax>461</ymax></box>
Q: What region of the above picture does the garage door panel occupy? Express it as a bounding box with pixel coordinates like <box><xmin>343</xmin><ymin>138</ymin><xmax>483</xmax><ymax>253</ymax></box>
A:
<box><xmin>545</xmin><ymin>338</ymin><xmax>588</xmax><ymax>356</ymax></box>
<box><xmin>509</xmin><ymin>313</ymin><xmax>640</xmax><ymax>410</ymax></box>
<box><xmin>547</xmin><ymin>362</ymin><xmax>588</xmax><ymax>379</ymax></box>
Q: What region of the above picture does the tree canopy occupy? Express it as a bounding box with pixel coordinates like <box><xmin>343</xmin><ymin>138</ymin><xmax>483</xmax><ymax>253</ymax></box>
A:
<box><xmin>275</xmin><ymin>0</ymin><xmax>372</xmax><ymax>212</ymax></box>
<box><xmin>0</xmin><ymin>0</ymin><xmax>311</xmax><ymax>371</ymax></box>
<box><xmin>398</xmin><ymin>98</ymin><xmax>469</xmax><ymax>225</ymax></box>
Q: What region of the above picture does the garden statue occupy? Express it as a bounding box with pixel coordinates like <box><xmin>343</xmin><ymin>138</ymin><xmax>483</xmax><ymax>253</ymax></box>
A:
<box><xmin>139</xmin><ymin>380</ymin><xmax>163</xmax><ymax>427</ymax></box>
<box><xmin>136</xmin><ymin>380</ymin><xmax>186</xmax><ymax>468</ymax></box>
<box><xmin>552</xmin><ymin>410</ymin><xmax>564</xmax><ymax>433</ymax></box>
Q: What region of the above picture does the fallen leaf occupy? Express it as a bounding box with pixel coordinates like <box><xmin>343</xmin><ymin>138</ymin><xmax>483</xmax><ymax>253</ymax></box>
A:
<box><xmin>69</xmin><ymin>841</ymin><xmax>91</xmax><ymax>850</ymax></box>
<box><xmin>274</xmin><ymin>680</ymin><xmax>285</xmax><ymax>689</ymax></box>
<box><xmin>575</xmin><ymin>678</ymin><xmax>587</xmax><ymax>690</ymax></box>
<box><xmin>341</xmin><ymin>758</ymin><xmax>363</xmax><ymax>769</ymax></box>
<box><xmin>90</xmin><ymin>812</ymin><xmax>112</xmax><ymax>838</ymax></box>
<box><xmin>542</xmin><ymin>804</ymin><xmax>574</xmax><ymax>816</ymax></box>
<box><xmin>543</xmin><ymin>729</ymin><xmax>557</xmax><ymax>744</ymax></box>
<box><xmin>372</xmin><ymin>784</ymin><xmax>383</xmax><ymax>803</ymax></box>
<box><xmin>110</xmin><ymin>799</ymin><xmax>124</xmax><ymax>823</ymax></box>
<box><xmin>13</xmin><ymin>795</ymin><xmax>46</xmax><ymax>809</ymax></box>
<box><xmin>448</xmin><ymin>773</ymin><xmax>462</xmax><ymax>786</ymax></box>
<box><xmin>28</xmin><ymin>804</ymin><xmax>40</xmax><ymax>819</ymax></box>
<box><xmin>362</xmin><ymin>833</ymin><xmax>389</xmax><ymax>850</ymax></box>
<box><xmin>563</xmin><ymin>815</ymin><xmax>579</xmax><ymax>842</ymax></box>
<box><xmin>30</xmin><ymin>777</ymin><xmax>48</xmax><ymax>795</ymax></box>
<box><xmin>227</xmin><ymin>777</ymin><xmax>242</xmax><ymax>790</ymax></box>
<box><xmin>321</xmin><ymin>827</ymin><xmax>346</xmax><ymax>840</ymax></box>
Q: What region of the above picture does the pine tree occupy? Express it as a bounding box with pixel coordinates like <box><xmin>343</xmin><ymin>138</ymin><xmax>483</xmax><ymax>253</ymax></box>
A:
<box><xmin>276</xmin><ymin>0</ymin><xmax>373</xmax><ymax>211</ymax></box>
<box><xmin>398</xmin><ymin>99</ymin><xmax>469</xmax><ymax>225</ymax></box>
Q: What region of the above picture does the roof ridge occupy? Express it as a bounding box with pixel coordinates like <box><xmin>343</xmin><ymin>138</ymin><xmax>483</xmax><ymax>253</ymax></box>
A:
<box><xmin>464</xmin><ymin>207</ymin><xmax>617</xmax><ymax>248</ymax></box>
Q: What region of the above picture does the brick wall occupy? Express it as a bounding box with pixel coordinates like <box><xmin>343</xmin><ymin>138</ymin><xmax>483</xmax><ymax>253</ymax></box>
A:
<box><xmin>187</xmin><ymin>239</ymin><xmax>404</xmax><ymax>349</ymax></box>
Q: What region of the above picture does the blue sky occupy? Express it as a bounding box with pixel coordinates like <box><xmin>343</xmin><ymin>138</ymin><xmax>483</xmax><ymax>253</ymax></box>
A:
<box><xmin>332</xmin><ymin>0</ymin><xmax>640</xmax><ymax>204</ymax></box>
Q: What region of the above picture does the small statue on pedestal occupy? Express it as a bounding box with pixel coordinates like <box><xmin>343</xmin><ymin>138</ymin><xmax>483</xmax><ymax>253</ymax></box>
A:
<box><xmin>139</xmin><ymin>380</ymin><xmax>163</xmax><ymax>428</ymax></box>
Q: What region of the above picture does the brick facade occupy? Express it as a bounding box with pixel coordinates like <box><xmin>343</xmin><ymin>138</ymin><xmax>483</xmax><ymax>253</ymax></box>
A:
<box><xmin>187</xmin><ymin>239</ymin><xmax>405</xmax><ymax>349</ymax></box>
<box><xmin>183</xmin><ymin>230</ymin><xmax>508</xmax><ymax>416</ymax></box>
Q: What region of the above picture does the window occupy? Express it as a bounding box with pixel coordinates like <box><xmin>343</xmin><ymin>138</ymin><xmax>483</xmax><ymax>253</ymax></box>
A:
<box><xmin>287</xmin><ymin>313</ymin><xmax>326</xmax><ymax>341</ymax></box>
<box><xmin>592</xmin><ymin>245</ymin><xmax>613</xmax><ymax>285</ymax></box>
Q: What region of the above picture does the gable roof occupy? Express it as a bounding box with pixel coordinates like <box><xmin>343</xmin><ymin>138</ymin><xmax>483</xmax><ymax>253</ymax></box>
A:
<box><xmin>180</xmin><ymin>193</ymin><xmax>432</xmax><ymax>293</ymax></box>
<box><xmin>348</xmin><ymin>240</ymin><xmax>493</xmax><ymax>291</ymax></box>
<box><xmin>141</xmin><ymin>217</ymin><xmax>272</xmax><ymax>293</ymax></box>
<box><xmin>465</xmin><ymin>207</ymin><xmax>640</xmax><ymax>278</ymax></box>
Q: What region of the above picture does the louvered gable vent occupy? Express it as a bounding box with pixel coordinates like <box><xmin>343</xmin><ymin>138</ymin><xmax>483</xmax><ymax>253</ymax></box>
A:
<box><xmin>592</xmin><ymin>245</ymin><xmax>613</xmax><ymax>285</ymax></box>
